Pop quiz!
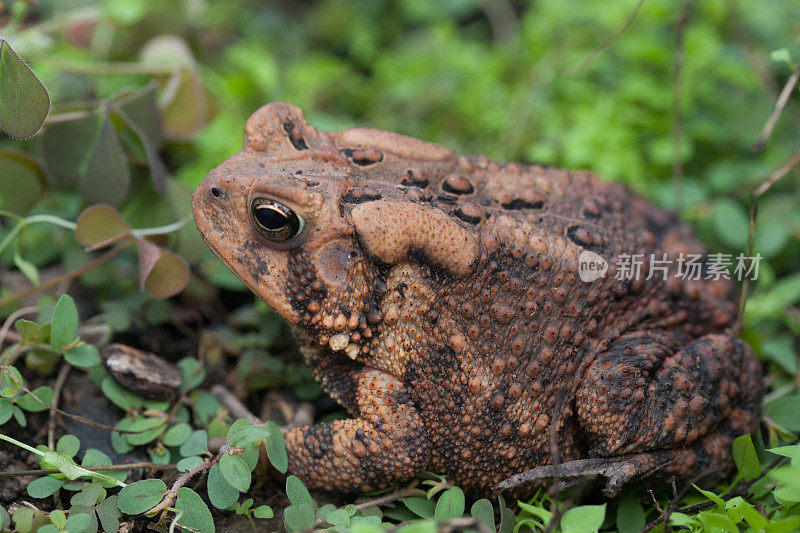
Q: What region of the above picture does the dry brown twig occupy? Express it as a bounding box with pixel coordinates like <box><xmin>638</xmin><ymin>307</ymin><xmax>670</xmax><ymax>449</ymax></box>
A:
<box><xmin>671</xmin><ymin>0</ymin><xmax>698</xmax><ymax>212</ymax></box>
<box><xmin>570</xmin><ymin>0</ymin><xmax>646</xmax><ymax>75</ymax></box>
<box><xmin>752</xmin><ymin>60</ymin><xmax>800</xmax><ymax>152</ymax></box>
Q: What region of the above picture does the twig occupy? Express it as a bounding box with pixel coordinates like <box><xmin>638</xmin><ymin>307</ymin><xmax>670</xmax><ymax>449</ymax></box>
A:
<box><xmin>48</xmin><ymin>363</ymin><xmax>72</xmax><ymax>450</ymax></box>
<box><xmin>0</xmin><ymin>368</ymin><xmax>139</xmax><ymax>434</ymax></box>
<box><xmin>148</xmin><ymin>452</ymin><xmax>223</xmax><ymax>517</ymax></box>
<box><xmin>354</xmin><ymin>482</ymin><xmax>423</xmax><ymax>511</ymax></box>
<box><xmin>752</xmin><ymin>60</ymin><xmax>800</xmax><ymax>152</ymax></box>
<box><xmin>0</xmin><ymin>244</ymin><xmax>129</xmax><ymax>308</ymax></box>
<box><xmin>211</xmin><ymin>384</ymin><xmax>261</xmax><ymax>424</ymax></box>
<box><xmin>671</xmin><ymin>0</ymin><xmax>697</xmax><ymax>212</ymax></box>
<box><xmin>735</xmin><ymin>145</ymin><xmax>800</xmax><ymax>333</ymax></box>
<box><xmin>0</xmin><ymin>462</ymin><xmax>177</xmax><ymax>478</ymax></box>
<box><xmin>570</xmin><ymin>0</ymin><xmax>646</xmax><ymax>75</ymax></box>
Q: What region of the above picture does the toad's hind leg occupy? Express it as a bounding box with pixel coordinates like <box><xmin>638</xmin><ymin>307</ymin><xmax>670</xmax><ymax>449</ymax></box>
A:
<box><xmin>572</xmin><ymin>331</ymin><xmax>761</xmax><ymax>495</ymax></box>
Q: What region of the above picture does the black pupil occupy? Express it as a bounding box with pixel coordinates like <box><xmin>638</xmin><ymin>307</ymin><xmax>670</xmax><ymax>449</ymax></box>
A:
<box><xmin>253</xmin><ymin>202</ymin><xmax>300</xmax><ymax>241</ymax></box>
<box><xmin>256</xmin><ymin>206</ymin><xmax>289</xmax><ymax>230</ymax></box>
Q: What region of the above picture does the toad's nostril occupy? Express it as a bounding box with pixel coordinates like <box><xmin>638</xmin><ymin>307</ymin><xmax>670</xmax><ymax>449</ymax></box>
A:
<box><xmin>210</xmin><ymin>187</ymin><xmax>221</xmax><ymax>198</ymax></box>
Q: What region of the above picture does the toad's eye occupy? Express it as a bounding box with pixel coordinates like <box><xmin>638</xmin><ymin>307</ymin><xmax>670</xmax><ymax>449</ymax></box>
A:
<box><xmin>251</xmin><ymin>199</ymin><xmax>305</xmax><ymax>242</ymax></box>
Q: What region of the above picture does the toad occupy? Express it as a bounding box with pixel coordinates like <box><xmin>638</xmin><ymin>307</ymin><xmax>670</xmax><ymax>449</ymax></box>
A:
<box><xmin>192</xmin><ymin>102</ymin><xmax>762</xmax><ymax>496</ymax></box>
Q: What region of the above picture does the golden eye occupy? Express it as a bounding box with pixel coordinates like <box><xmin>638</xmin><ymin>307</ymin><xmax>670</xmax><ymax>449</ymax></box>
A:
<box><xmin>251</xmin><ymin>199</ymin><xmax>305</xmax><ymax>242</ymax></box>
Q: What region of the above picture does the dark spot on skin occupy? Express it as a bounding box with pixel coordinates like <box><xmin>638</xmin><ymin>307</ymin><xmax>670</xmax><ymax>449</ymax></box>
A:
<box><xmin>437</xmin><ymin>193</ymin><xmax>458</xmax><ymax>204</ymax></box>
<box><xmin>401</xmin><ymin>169</ymin><xmax>429</xmax><ymax>188</ymax></box>
<box><xmin>283</xmin><ymin>121</ymin><xmax>309</xmax><ymax>150</ymax></box>
<box><xmin>502</xmin><ymin>198</ymin><xmax>544</xmax><ymax>210</ymax></box>
<box><xmin>453</xmin><ymin>204</ymin><xmax>485</xmax><ymax>225</ymax></box>
<box><xmin>306</xmin><ymin>424</ymin><xmax>333</xmax><ymax>459</ymax></box>
<box><xmin>258</xmin><ymin>162</ymin><xmax>265</xmax><ymax>168</ymax></box>
<box><xmin>567</xmin><ymin>224</ymin><xmax>605</xmax><ymax>253</ymax></box>
<box><xmin>341</xmin><ymin>187</ymin><xmax>383</xmax><ymax>204</ymax></box>
<box><xmin>342</xmin><ymin>148</ymin><xmax>383</xmax><ymax>166</ymax></box>
<box><xmin>442</xmin><ymin>175</ymin><xmax>474</xmax><ymax>195</ymax></box>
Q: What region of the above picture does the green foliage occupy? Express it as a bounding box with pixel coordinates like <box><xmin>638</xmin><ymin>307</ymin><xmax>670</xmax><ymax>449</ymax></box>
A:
<box><xmin>0</xmin><ymin>40</ymin><xmax>49</xmax><ymax>139</ymax></box>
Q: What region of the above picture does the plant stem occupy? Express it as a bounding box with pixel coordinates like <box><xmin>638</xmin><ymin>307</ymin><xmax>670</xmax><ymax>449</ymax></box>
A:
<box><xmin>0</xmin><ymin>244</ymin><xmax>130</xmax><ymax>309</ymax></box>
<box><xmin>0</xmin><ymin>432</ymin><xmax>46</xmax><ymax>456</ymax></box>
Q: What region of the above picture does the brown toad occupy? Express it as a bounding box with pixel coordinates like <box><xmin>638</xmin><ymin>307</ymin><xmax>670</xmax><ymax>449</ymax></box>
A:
<box><xmin>192</xmin><ymin>102</ymin><xmax>762</xmax><ymax>496</ymax></box>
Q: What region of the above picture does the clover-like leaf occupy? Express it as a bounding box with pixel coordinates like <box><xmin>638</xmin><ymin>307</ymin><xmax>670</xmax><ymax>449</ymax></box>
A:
<box><xmin>75</xmin><ymin>205</ymin><xmax>131</xmax><ymax>248</ymax></box>
<box><xmin>0</xmin><ymin>40</ymin><xmax>50</xmax><ymax>139</ymax></box>
<box><xmin>0</xmin><ymin>150</ymin><xmax>47</xmax><ymax>215</ymax></box>
<box><xmin>140</xmin><ymin>246</ymin><xmax>190</xmax><ymax>299</ymax></box>
<box><xmin>27</xmin><ymin>476</ymin><xmax>65</xmax><ymax>499</ymax></box>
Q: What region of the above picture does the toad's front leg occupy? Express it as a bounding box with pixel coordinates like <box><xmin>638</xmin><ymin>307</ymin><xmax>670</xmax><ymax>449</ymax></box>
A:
<box><xmin>285</xmin><ymin>369</ymin><xmax>430</xmax><ymax>492</ymax></box>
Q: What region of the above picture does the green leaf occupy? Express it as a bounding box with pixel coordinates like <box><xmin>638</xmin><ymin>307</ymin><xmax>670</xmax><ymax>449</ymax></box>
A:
<box><xmin>17</xmin><ymin>385</ymin><xmax>53</xmax><ymax>412</ymax></box>
<box><xmin>177</xmin><ymin>456</ymin><xmax>204</xmax><ymax>472</ymax></box>
<box><xmin>70</xmin><ymin>482</ymin><xmax>104</xmax><ymax>506</ymax></box>
<box><xmin>764</xmin><ymin>396</ymin><xmax>800</xmax><ymax>431</ymax></box>
<box><xmin>65</xmin><ymin>344</ymin><xmax>102</xmax><ymax>369</ymax></box>
<box><xmin>219</xmin><ymin>453</ymin><xmax>251</xmax><ymax>492</ymax></box>
<box><xmin>403</xmin><ymin>497</ymin><xmax>436</xmax><ymax>519</ymax></box>
<box><xmin>286</xmin><ymin>475</ymin><xmax>315</xmax><ymax>509</ymax></box>
<box><xmin>711</xmin><ymin>199</ymin><xmax>749</xmax><ymax>248</ymax></box>
<box><xmin>265</xmin><ymin>420</ymin><xmax>288</xmax><ymax>473</ymax></box>
<box><xmin>470</xmin><ymin>499</ymin><xmax>495</xmax><ymax>531</ymax></box>
<box><xmin>82</xmin><ymin>448</ymin><xmax>126</xmax><ymax>488</ymax></box>
<box><xmin>0</xmin><ymin>40</ymin><xmax>50</xmax><ymax>139</ymax></box>
<box><xmin>227</xmin><ymin>423</ymin><xmax>270</xmax><ymax>448</ymax></box>
<box><xmin>51</xmin><ymin>294</ymin><xmax>79</xmax><ymax>351</ymax></box>
<box><xmin>78</xmin><ymin>115</ymin><xmax>131</xmax><ymax>206</ymax></box>
<box><xmin>64</xmin><ymin>512</ymin><xmax>92</xmax><ymax>533</ymax></box>
<box><xmin>13</xmin><ymin>250</ymin><xmax>40</xmax><ymax>286</ymax></box>
<box><xmin>163</xmin><ymin>423</ymin><xmax>193</xmax><ymax>447</ymax></box>
<box><xmin>117</xmin><ymin>479</ymin><xmax>167</xmax><ymax>515</ymax></box>
<box><xmin>123</xmin><ymin>417</ymin><xmax>166</xmax><ymax>446</ymax></box>
<box><xmin>56</xmin><ymin>434</ymin><xmax>81</xmax><ymax>457</ymax></box>
<box><xmin>0</xmin><ymin>149</ymin><xmax>47</xmax><ymax>215</ymax></box>
<box><xmin>27</xmin><ymin>476</ymin><xmax>65</xmax><ymax>498</ymax></box>
<box><xmin>284</xmin><ymin>503</ymin><xmax>316</xmax><ymax>533</ymax></box>
<box><xmin>101</xmin><ymin>378</ymin><xmax>144</xmax><ymax>410</ymax></box>
<box><xmin>177</xmin><ymin>357</ymin><xmax>205</xmax><ymax>391</ymax></box>
<box><xmin>0</xmin><ymin>505</ymin><xmax>9</xmax><ymax>529</ymax></box>
<box><xmin>732</xmin><ymin>434</ymin><xmax>761</xmax><ymax>479</ymax></box>
<box><xmin>253</xmin><ymin>505</ymin><xmax>273</xmax><ymax>519</ymax></box>
<box><xmin>207</xmin><ymin>463</ymin><xmax>239</xmax><ymax>510</ymax></box>
<box><xmin>560</xmin><ymin>504</ymin><xmax>606</xmax><ymax>533</ymax></box>
<box><xmin>179</xmin><ymin>429</ymin><xmax>208</xmax><ymax>457</ymax></box>
<box><xmin>692</xmin><ymin>484</ymin><xmax>725</xmax><ymax>506</ymax></box>
<box><xmin>615</xmin><ymin>495</ymin><xmax>645</xmax><ymax>533</ymax></box>
<box><xmin>50</xmin><ymin>509</ymin><xmax>67</xmax><ymax>528</ymax></box>
<box><xmin>41</xmin><ymin>451</ymin><xmax>85</xmax><ymax>480</ymax></box>
<box><xmin>96</xmin><ymin>495</ymin><xmax>121</xmax><ymax>533</ymax></box>
<box><xmin>0</xmin><ymin>398</ymin><xmax>12</xmax><ymax>424</ymax></box>
<box><xmin>74</xmin><ymin>205</ymin><xmax>131</xmax><ymax>248</ymax></box>
<box><xmin>434</xmin><ymin>486</ymin><xmax>465</xmax><ymax>522</ymax></box>
<box><xmin>175</xmin><ymin>487</ymin><xmax>215</xmax><ymax>533</ymax></box>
